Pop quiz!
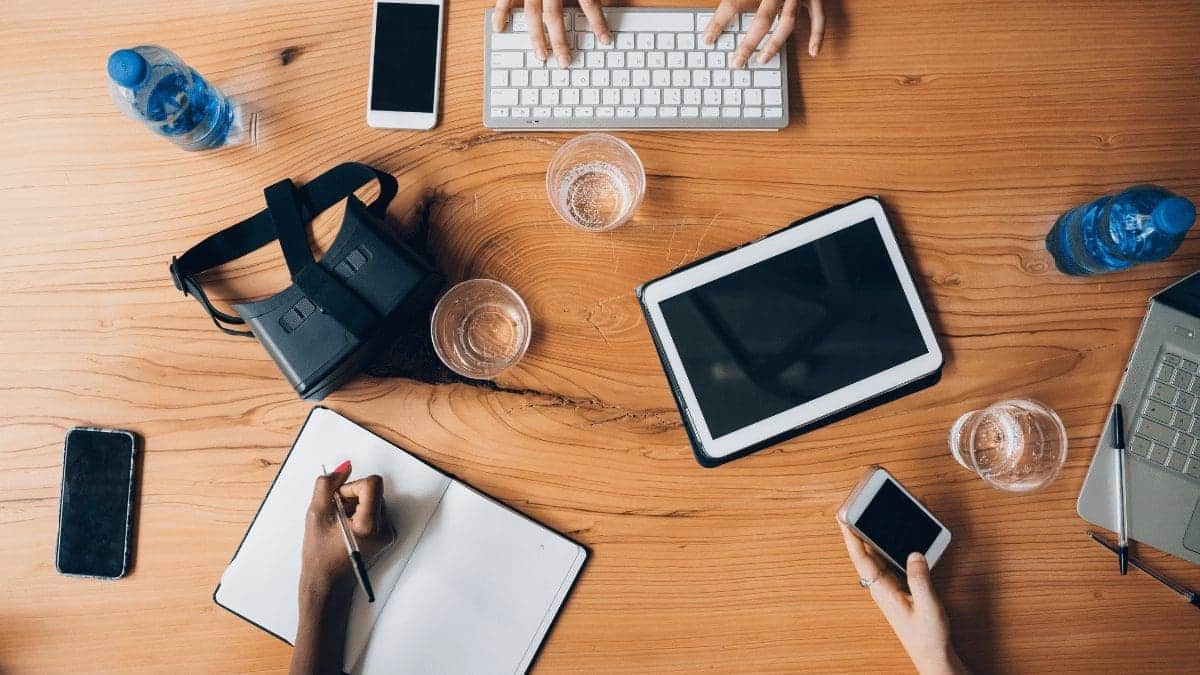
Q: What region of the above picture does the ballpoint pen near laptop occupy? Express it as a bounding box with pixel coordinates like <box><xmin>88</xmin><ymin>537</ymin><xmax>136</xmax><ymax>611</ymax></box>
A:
<box><xmin>1087</xmin><ymin>531</ymin><xmax>1200</xmax><ymax>609</ymax></box>
<box><xmin>322</xmin><ymin>463</ymin><xmax>375</xmax><ymax>603</ymax></box>
<box><xmin>1112</xmin><ymin>404</ymin><xmax>1129</xmax><ymax>575</ymax></box>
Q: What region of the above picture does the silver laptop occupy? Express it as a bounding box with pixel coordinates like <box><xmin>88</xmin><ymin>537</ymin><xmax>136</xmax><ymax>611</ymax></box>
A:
<box><xmin>1079</xmin><ymin>271</ymin><xmax>1200</xmax><ymax>564</ymax></box>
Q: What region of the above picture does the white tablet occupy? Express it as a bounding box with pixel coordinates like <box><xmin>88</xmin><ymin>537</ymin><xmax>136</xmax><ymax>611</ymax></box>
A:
<box><xmin>637</xmin><ymin>197</ymin><xmax>943</xmax><ymax>466</ymax></box>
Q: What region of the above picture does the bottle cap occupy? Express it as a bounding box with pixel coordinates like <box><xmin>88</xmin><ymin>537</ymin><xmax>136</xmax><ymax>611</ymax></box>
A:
<box><xmin>1153</xmin><ymin>196</ymin><xmax>1197</xmax><ymax>235</ymax></box>
<box><xmin>107</xmin><ymin>49</ymin><xmax>149</xmax><ymax>88</ymax></box>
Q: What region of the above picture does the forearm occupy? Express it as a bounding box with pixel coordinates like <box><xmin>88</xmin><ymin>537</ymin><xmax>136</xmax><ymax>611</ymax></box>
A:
<box><xmin>289</xmin><ymin>579</ymin><xmax>354</xmax><ymax>675</ymax></box>
<box><xmin>911</xmin><ymin>644</ymin><xmax>969</xmax><ymax>675</ymax></box>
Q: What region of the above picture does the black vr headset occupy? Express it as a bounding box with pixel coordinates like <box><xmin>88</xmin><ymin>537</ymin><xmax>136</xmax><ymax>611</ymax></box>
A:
<box><xmin>170</xmin><ymin>162</ymin><xmax>443</xmax><ymax>400</ymax></box>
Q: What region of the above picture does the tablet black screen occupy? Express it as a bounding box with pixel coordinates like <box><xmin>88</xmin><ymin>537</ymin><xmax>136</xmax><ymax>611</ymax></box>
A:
<box><xmin>658</xmin><ymin>219</ymin><xmax>927</xmax><ymax>439</ymax></box>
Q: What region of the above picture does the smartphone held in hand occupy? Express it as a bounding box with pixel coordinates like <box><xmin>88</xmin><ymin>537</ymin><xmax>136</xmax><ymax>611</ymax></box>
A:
<box><xmin>838</xmin><ymin>466</ymin><xmax>951</xmax><ymax>573</ymax></box>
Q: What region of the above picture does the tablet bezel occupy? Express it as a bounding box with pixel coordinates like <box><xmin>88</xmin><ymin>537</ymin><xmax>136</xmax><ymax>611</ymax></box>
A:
<box><xmin>639</xmin><ymin>197</ymin><xmax>943</xmax><ymax>461</ymax></box>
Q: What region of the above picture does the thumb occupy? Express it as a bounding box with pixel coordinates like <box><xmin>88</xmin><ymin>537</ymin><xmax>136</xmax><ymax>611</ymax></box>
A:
<box><xmin>906</xmin><ymin>552</ymin><xmax>939</xmax><ymax>611</ymax></box>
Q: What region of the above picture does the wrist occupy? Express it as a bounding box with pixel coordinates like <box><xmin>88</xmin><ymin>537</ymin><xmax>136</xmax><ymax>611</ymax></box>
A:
<box><xmin>914</xmin><ymin>645</ymin><xmax>967</xmax><ymax>675</ymax></box>
<box><xmin>298</xmin><ymin>572</ymin><xmax>354</xmax><ymax>611</ymax></box>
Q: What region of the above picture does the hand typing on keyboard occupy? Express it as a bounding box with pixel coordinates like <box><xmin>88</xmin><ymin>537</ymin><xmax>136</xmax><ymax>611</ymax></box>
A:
<box><xmin>703</xmin><ymin>0</ymin><xmax>824</xmax><ymax>68</ymax></box>
<box><xmin>493</xmin><ymin>0</ymin><xmax>613</xmax><ymax>67</ymax></box>
<box><xmin>493</xmin><ymin>0</ymin><xmax>825</xmax><ymax>70</ymax></box>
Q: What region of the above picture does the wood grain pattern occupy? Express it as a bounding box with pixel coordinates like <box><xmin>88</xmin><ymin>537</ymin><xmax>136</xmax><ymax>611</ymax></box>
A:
<box><xmin>2</xmin><ymin>0</ymin><xmax>1200</xmax><ymax>672</ymax></box>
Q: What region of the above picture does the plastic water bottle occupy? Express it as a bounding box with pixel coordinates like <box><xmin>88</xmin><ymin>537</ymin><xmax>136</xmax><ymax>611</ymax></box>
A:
<box><xmin>1046</xmin><ymin>185</ymin><xmax>1196</xmax><ymax>275</ymax></box>
<box><xmin>107</xmin><ymin>46</ymin><xmax>243</xmax><ymax>151</ymax></box>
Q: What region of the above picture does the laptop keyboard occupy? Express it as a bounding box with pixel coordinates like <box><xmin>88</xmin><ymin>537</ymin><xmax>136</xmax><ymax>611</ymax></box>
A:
<box><xmin>1133</xmin><ymin>351</ymin><xmax>1200</xmax><ymax>480</ymax></box>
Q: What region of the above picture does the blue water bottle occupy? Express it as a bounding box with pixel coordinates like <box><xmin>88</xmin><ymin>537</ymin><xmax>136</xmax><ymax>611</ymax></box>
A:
<box><xmin>107</xmin><ymin>46</ymin><xmax>243</xmax><ymax>151</ymax></box>
<box><xmin>1046</xmin><ymin>185</ymin><xmax>1196</xmax><ymax>275</ymax></box>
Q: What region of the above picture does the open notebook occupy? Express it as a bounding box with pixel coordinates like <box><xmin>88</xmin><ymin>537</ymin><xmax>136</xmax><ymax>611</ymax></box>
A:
<box><xmin>214</xmin><ymin>407</ymin><xmax>587</xmax><ymax>674</ymax></box>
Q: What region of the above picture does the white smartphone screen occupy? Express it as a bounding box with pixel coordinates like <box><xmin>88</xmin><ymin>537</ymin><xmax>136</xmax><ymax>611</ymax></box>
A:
<box><xmin>370</xmin><ymin>2</ymin><xmax>441</xmax><ymax>113</ymax></box>
<box><xmin>855</xmin><ymin>479</ymin><xmax>943</xmax><ymax>564</ymax></box>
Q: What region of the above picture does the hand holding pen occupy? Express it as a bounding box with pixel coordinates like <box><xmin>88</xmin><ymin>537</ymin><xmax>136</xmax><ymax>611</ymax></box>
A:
<box><xmin>299</xmin><ymin>460</ymin><xmax>394</xmax><ymax>603</ymax></box>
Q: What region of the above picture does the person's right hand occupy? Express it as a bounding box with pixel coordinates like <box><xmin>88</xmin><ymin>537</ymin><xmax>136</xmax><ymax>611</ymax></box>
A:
<box><xmin>838</xmin><ymin>521</ymin><xmax>968</xmax><ymax>675</ymax></box>
<box><xmin>492</xmin><ymin>0</ymin><xmax>613</xmax><ymax>68</ymax></box>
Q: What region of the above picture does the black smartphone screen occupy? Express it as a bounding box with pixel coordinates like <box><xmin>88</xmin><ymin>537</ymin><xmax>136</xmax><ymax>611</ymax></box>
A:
<box><xmin>57</xmin><ymin>429</ymin><xmax>137</xmax><ymax>578</ymax></box>
<box><xmin>855</xmin><ymin>479</ymin><xmax>941</xmax><ymax>566</ymax></box>
<box><xmin>370</xmin><ymin>2</ymin><xmax>441</xmax><ymax>113</ymax></box>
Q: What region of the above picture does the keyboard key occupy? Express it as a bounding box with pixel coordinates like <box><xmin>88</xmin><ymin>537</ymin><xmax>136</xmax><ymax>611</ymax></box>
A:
<box><xmin>607</xmin><ymin>52</ymin><xmax>626</xmax><ymax>68</ymax></box>
<box><xmin>512</xmin><ymin>70</ymin><xmax>530</xmax><ymax>87</ymax></box>
<box><xmin>722</xmin><ymin>88</ymin><xmax>742</xmax><ymax>105</ymax></box>
<box><xmin>754</xmin><ymin>70</ymin><xmax>783</xmax><ymax>87</ymax></box>
<box><xmin>581</xmin><ymin>33</ymin><xmax>596</xmax><ymax>50</ymax></box>
<box><xmin>653</xmin><ymin>70</ymin><xmax>671</xmax><ymax>86</ymax></box>
<box><xmin>633</xmin><ymin>70</ymin><xmax>651</xmax><ymax>86</ymax></box>
<box><xmin>616</xmin><ymin>33</ymin><xmax>635</xmax><ymax>49</ymax></box>
<box><xmin>490</xmin><ymin>88</ymin><xmax>519</xmax><ymax>105</ymax></box>
<box><xmin>571</xmin><ymin>70</ymin><xmax>590</xmax><ymax>86</ymax></box>
<box><xmin>1158</xmin><ymin>365</ymin><xmax>1177</xmax><ymax>383</ymax></box>
<box><xmin>532</xmin><ymin>106</ymin><xmax>551</xmax><ymax>117</ymax></box>
<box><xmin>751</xmin><ymin>51</ymin><xmax>780</xmax><ymax>68</ymax></box>
<box><xmin>586</xmin><ymin>52</ymin><xmax>605</xmax><ymax>68</ymax></box>
<box><xmin>520</xmin><ymin>88</ymin><xmax>539</xmax><ymax>104</ymax></box>
<box><xmin>1168</xmin><ymin>451</ymin><xmax>1188</xmax><ymax>472</ymax></box>
<box><xmin>681</xmin><ymin>106</ymin><xmax>699</xmax><ymax>117</ymax></box>
<box><xmin>552</xmin><ymin>69</ymin><xmax>570</xmax><ymax>86</ymax></box>
<box><xmin>659</xmin><ymin>106</ymin><xmax>679</xmax><ymax>117</ymax></box>
<box><xmin>697</xmin><ymin>12</ymin><xmax>715</xmax><ymax>30</ymax></box>
<box><xmin>717</xmin><ymin>34</ymin><xmax>735</xmax><ymax>50</ymax></box>
<box><xmin>1180</xmin><ymin>393</ymin><xmax>1197</xmax><ymax>412</ymax></box>
<box><xmin>1131</xmin><ymin>435</ymin><xmax>1153</xmax><ymax>457</ymax></box>
<box><xmin>622</xmin><ymin>89</ymin><xmax>640</xmax><ymax>104</ymax></box>
<box><xmin>713</xmin><ymin>70</ymin><xmax>731</xmax><ymax>86</ymax></box>
<box><xmin>1184</xmin><ymin>359</ymin><xmax>1200</xmax><ymax>373</ymax></box>
<box><xmin>593</xmin><ymin>70</ymin><xmax>610</xmax><ymax>86</ymax></box>
<box><xmin>1150</xmin><ymin>381</ymin><xmax>1177</xmax><ymax>402</ymax></box>
<box><xmin>668</xmin><ymin>52</ymin><xmax>686</xmax><ymax>68</ymax></box>
<box><xmin>1139</xmin><ymin>419</ymin><xmax>1177</xmax><ymax>446</ymax></box>
<box><xmin>764</xmin><ymin>88</ymin><xmax>782</xmax><ymax>105</ymax></box>
<box><xmin>687</xmin><ymin>52</ymin><xmax>706</xmax><ymax>68</ymax></box>
<box><xmin>707</xmin><ymin>52</ymin><xmax>726</xmax><ymax>68</ymax></box>
<box><xmin>672</xmin><ymin>70</ymin><xmax>691</xmax><ymax>86</ymax></box>
<box><xmin>638</xmin><ymin>106</ymin><xmax>657</xmax><ymax>117</ymax></box>
<box><xmin>562</xmin><ymin>88</ymin><xmax>580</xmax><ymax>104</ymax></box>
<box><xmin>602</xmin><ymin>88</ymin><xmax>620</xmax><ymax>104</ymax></box>
<box><xmin>701</xmin><ymin>106</ymin><xmax>720</xmax><ymax>117</ymax></box>
<box><xmin>637</xmin><ymin>33</ymin><xmax>655</xmax><ymax>49</ymax></box>
<box><xmin>1175</xmin><ymin>371</ymin><xmax>1194</xmax><ymax>389</ymax></box>
<box><xmin>553</xmin><ymin>106</ymin><xmax>572</xmax><ymax>118</ymax></box>
<box><xmin>721</xmin><ymin>106</ymin><xmax>740</xmax><ymax>118</ymax></box>
<box><xmin>733</xmin><ymin>70</ymin><xmax>751</xmax><ymax>87</ymax></box>
<box><xmin>532</xmin><ymin>70</ymin><xmax>550</xmax><ymax>87</ymax></box>
<box><xmin>490</xmin><ymin>107</ymin><xmax>509</xmax><ymax>118</ymax></box>
<box><xmin>582</xmin><ymin>88</ymin><xmax>600</xmax><ymax>104</ymax></box>
<box><xmin>694</xmin><ymin>69</ymin><xmax>711</xmax><ymax>86</ymax></box>
<box><xmin>629</xmin><ymin>52</ymin><xmax>646</xmax><ymax>68</ymax></box>
<box><xmin>663</xmin><ymin>88</ymin><xmax>681</xmax><ymax>104</ymax></box>
<box><xmin>528</xmin><ymin>52</ymin><xmax>547</xmax><ymax>68</ymax></box>
<box><xmin>510</xmin><ymin>11</ymin><xmax>528</xmax><ymax>32</ymax></box>
<box><xmin>642</xmin><ymin>88</ymin><xmax>661</xmax><ymax>104</ymax></box>
<box><xmin>745</xmin><ymin>88</ymin><xmax>762</xmax><ymax>105</ymax></box>
<box><xmin>613</xmin><ymin>69</ymin><xmax>631</xmax><ymax>86</ymax></box>
<box><xmin>677</xmin><ymin>33</ymin><xmax>696</xmax><ymax>50</ymax></box>
<box><xmin>617</xmin><ymin>106</ymin><xmax>636</xmax><ymax>118</ymax></box>
<box><xmin>512</xmin><ymin>106</ymin><xmax>530</xmax><ymax>117</ymax></box>
<box><xmin>491</xmin><ymin>70</ymin><xmax>510</xmax><ymax>87</ymax></box>
<box><xmin>765</xmin><ymin>107</ymin><xmax>784</xmax><ymax>118</ymax></box>
<box><xmin>1144</xmin><ymin>401</ymin><xmax>1175</xmax><ymax>425</ymax></box>
<box><xmin>744</xmin><ymin>107</ymin><xmax>762</xmax><ymax>118</ymax></box>
<box><xmin>703</xmin><ymin>89</ymin><xmax>721</xmax><ymax>105</ymax></box>
<box><xmin>1176</xmin><ymin>432</ymin><xmax>1194</xmax><ymax>452</ymax></box>
<box><xmin>1165</xmin><ymin>353</ymin><xmax>1183</xmax><ymax>366</ymax></box>
<box><xmin>491</xmin><ymin>34</ymin><xmax>530</xmax><ymax>51</ymax></box>
<box><xmin>683</xmin><ymin>88</ymin><xmax>701</xmax><ymax>104</ymax></box>
<box><xmin>605</xmin><ymin>10</ymin><xmax>695</xmax><ymax>32</ymax></box>
<box><xmin>649</xmin><ymin>51</ymin><xmax>666</xmax><ymax>68</ymax></box>
<box><xmin>597</xmin><ymin>106</ymin><xmax>615</xmax><ymax>118</ymax></box>
<box><xmin>542</xmin><ymin>89</ymin><xmax>559</xmax><ymax>104</ymax></box>
<box><xmin>492</xmin><ymin>52</ymin><xmax>524</xmax><ymax>68</ymax></box>
<box><xmin>1148</xmin><ymin>443</ymin><xmax>1170</xmax><ymax>464</ymax></box>
<box><xmin>657</xmin><ymin>33</ymin><xmax>676</xmax><ymax>50</ymax></box>
<box><xmin>1171</xmin><ymin>411</ymin><xmax>1192</xmax><ymax>431</ymax></box>
<box><xmin>576</xmin><ymin>106</ymin><xmax>594</xmax><ymax>117</ymax></box>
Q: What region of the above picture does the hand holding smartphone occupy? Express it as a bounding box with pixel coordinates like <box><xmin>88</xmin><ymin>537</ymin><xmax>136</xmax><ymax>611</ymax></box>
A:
<box><xmin>838</xmin><ymin>466</ymin><xmax>951</xmax><ymax>572</ymax></box>
<box><xmin>367</xmin><ymin>0</ymin><xmax>446</xmax><ymax>129</ymax></box>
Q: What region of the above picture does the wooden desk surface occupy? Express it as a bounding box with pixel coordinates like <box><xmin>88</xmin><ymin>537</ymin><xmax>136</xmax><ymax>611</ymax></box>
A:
<box><xmin>3</xmin><ymin>0</ymin><xmax>1200</xmax><ymax>672</ymax></box>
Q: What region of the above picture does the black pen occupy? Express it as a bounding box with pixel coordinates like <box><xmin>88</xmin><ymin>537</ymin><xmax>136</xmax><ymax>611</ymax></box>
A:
<box><xmin>1087</xmin><ymin>531</ymin><xmax>1200</xmax><ymax>609</ymax></box>
<box><xmin>322</xmin><ymin>464</ymin><xmax>375</xmax><ymax>603</ymax></box>
<box><xmin>1112</xmin><ymin>404</ymin><xmax>1129</xmax><ymax>575</ymax></box>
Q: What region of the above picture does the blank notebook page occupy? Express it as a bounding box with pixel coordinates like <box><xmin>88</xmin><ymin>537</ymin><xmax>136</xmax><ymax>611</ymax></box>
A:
<box><xmin>354</xmin><ymin>481</ymin><xmax>585</xmax><ymax>674</ymax></box>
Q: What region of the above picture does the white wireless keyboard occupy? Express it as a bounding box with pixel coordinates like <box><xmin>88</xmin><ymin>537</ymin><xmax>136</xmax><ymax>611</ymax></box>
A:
<box><xmin>483</xmin><ymin>8</ymin><xmax>789</xmax><ymax>130</ymax></box>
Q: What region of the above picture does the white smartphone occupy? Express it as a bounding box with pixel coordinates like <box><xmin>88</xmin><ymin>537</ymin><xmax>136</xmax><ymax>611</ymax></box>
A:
<box><xmin>838</xmin><ymin>466</ymin><xmax>951</xmax><ymax>572</ymax></box>
<box><xmin>366</xmin><ymin>0</ymin><xmax>445</xmax><ymax>129</ymax></box>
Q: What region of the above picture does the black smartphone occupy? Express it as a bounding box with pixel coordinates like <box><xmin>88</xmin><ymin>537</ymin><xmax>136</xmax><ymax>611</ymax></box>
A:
<box><xmin>56</xmin><ymin>427</ymin><xmax>139</xmax><ymax>579</ymax></box>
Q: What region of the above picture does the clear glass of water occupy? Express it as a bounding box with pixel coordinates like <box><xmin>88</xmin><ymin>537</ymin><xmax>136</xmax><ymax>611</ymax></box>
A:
<box><xmin>431</xmin><ymin>279</ymin><xmax>531</xmax><ymax>380</ymax></box>
<box><xmin>949</xmin><ymin>398</ymin><xmax>1069</xmax><ymax>493</ymax></box>
<box><xmin>546</xmin><ymin>133</ymin><xmax>645</xmax><ymax>232</ymax></box>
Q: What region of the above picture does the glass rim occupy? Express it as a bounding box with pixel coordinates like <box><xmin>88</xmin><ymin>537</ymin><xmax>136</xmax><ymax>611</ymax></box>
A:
<box><xmin>545</xmin><ymin>133</ymin><xmax>646</xmax><ymax>233</ymax></box>
<box><xmin>430</xmin><ymin>278</ymin><xmax>532</xmax><ymax>380</ymax></box>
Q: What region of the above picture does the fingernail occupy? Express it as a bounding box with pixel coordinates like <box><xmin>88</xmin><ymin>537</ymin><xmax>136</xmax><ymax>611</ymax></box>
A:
<box><xmin>733</xmin><ymin>57</ymin><xmax>746</xmax><ymax>69</ymax></box>
<box><xmin>600</xmin><ymin>33</ymin><xmax>613</xmax><ymax>45</ymax></box>
<box><xmin>333</xmin><ymin>460</ymin><xmax>351</xmax><ymax>474</ymax></box>
<box><xmin>907</xmin><ymin>552</ymin><xmax>925</xmax><ymax>564</ymax></box>
<box><xmin>558</xmin><ymin>55</ymin><xmax>571</xmax><ymax>68</ymax></box>
<box><xmin>759</xmin><ymin>52</ymin><xmax>770</xmax><ymax>64</ymax></box>
<box><xmin>535</xmin><ymin>47</ymin><xmax>547</xmax><ymax>61</ymax></box>
<box><xmin>810</xmin><ymin>44</ymin><xmax>819</xmax><ymax>57</ymax></box>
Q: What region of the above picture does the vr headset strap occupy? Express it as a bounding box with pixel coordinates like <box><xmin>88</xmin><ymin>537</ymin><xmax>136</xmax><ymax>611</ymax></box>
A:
<box><xmin>170</xmin><ymin>163</ymin><xmax>398</xmax><ymax>337</ymax></box>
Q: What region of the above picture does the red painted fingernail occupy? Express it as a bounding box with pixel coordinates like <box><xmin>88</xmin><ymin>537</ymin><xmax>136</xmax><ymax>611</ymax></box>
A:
<box><xmin>333</xmin><ymin>460</ymin><xmax>351</xmax><ymax>474</ymax></box>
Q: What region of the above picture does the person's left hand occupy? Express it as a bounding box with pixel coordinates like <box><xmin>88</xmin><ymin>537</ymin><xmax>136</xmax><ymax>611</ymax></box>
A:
<box><xmin>298</xmin><ymin>461</ymin><xmax>395</xmax><ymax>600</ymax></box>
<box><xmin>703</xmin><ymin>0</ymin><xmax>825</xmax><ymax>69</ymax></box>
